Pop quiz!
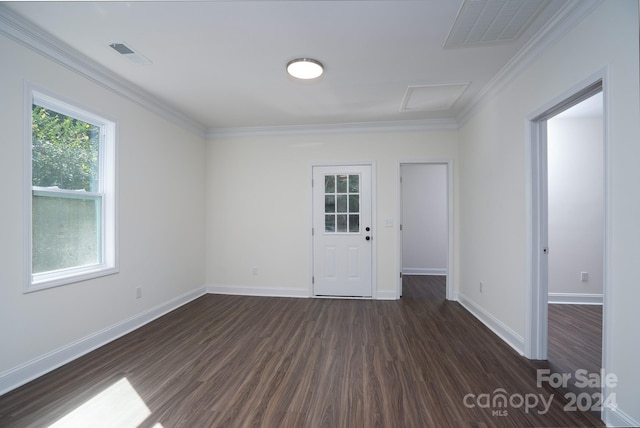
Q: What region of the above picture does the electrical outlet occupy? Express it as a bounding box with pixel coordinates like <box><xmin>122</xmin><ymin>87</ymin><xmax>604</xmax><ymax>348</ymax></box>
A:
<box><xmin>251</xmin><ymin>266</ymin><xmax>258</xmax><ymax>276</ymax></box>
<box><xmin>479</xmin><ymin>282</ymin><xmax>484</xmax><ymax>293</ymax></box>
<box><xmin>581</xmin><ymin>272</ymin><xmax>589</xmax><ymax>282</ymax></box>
<box><xmin>136</xmin><ymin>287</ymin><xmax>142</xmax><ymax>299</ymax></box>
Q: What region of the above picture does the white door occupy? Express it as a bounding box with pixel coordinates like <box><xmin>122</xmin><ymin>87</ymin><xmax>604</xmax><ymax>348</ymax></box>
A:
<box><xmin>312</xmin><ymin>165</ymin><xmax>372</xmax><ymax>297</ymax></box>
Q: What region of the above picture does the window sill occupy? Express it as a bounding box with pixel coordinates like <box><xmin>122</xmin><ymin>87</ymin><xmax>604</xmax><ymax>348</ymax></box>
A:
<box><xmin>26</xmin><ymin>265</ymin><xmax>119</xmax><ymax>293</ymax></box>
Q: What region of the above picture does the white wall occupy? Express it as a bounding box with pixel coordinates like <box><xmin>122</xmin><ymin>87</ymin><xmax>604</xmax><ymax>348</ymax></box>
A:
<box><xmin>401</xmin><ymin>163</ymin><xmax>448</xmax><ymax>275</ymax></box>
<box><xmin>457</xmin><ymin>1</ymin><xmax>639</xmax><ymax>425</ymax></box>
<box><xmin>2</xmin><ymin>2</ymin><xmax>638</xmax><ymax>424</ymax></box>
<box><xmin>548</xmin><ymin>114</ymin><xmax>603</xmax><ymax>298</ymax></box>
<box><xmin>205</xmin><ymin>130</ymin><xmax>458</xmax><ymax>298</ymax></box>
<box><xmin>0</xmin><ymin>34</ymin><xmax>207</xmax><ymax>390</ymax></box>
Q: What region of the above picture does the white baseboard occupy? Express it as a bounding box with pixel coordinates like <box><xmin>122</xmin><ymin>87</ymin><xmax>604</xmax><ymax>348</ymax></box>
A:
<box><xmin>207</xmin><ymin>284</ymin><xmax>399</xmax><ymax>301</ymax></box>
<box><xmin>207</xmin><ymin>284</ymin><xmax>310</xmax><ymax>298</ymax></box>
<box><xmin>457</xmin><ymin>293</ymin><xmax>525</xmax><ymax>356</ymax></box>
<box><xmin>402</xmin><ymin>268</ymin><xmax>447</xmax><ymax>276</ymax></box>
<box><xmin>548</xmin><ymin>292</ymin><xmax>603</xmax><ymax>305</ymax></box>
<box><xmin>0</xmin><ymin>286</ymin><xmax>206</xmax><ymax>396</ymax></box>
<box><xmin>605</xmin><ymin>405</ymin><xmax>640</xmax><ymax>427</ymax></box>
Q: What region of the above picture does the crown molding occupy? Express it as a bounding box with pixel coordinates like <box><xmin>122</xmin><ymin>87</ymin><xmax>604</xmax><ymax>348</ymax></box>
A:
<box><xmin>0</xmin><ymin>5</ymin><xmax>207</xmax><ymax>138</ymax></box>
<box><xmin>457</xmin><ymin>0</ymin><xmax>604</xmax><ymax>126</ymax></box>
<box><xmin>1</xmin><ymin>0</ymin><xmax>602</xmax><ymax>140</ymax></box>
<box><xmin>207</xmin><ymin>118</ymin><xmax>459</xmax><ymax>139</ymax></box>
<box><xmin>0</xmin><ymin>3</ymin><xmax>457</xmax><ymax>141</ymax></box>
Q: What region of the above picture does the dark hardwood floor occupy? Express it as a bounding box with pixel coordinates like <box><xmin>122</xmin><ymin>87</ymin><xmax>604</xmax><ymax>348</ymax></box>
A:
<box><xmin>548</xmin><ymin>303</ymin><xmax>603</xmax><ymax>397</ymax></box>
<box><xmin>0</xmin><ymin>276</ymin><xmax>603</xmax><ymax>427</ymax></box>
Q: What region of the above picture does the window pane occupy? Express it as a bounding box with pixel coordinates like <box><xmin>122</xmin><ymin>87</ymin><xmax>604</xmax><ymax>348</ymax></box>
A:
<box><xmin>325</xmin><ymin>214</ymin><xmax>335</xmax><ymax>232</ymax></box>
<box><xmin>336</xmin><ymin>175</ymin><xmax>348</xmax><ymax>193</ymax></box>
<box><xmin>336</xmin><ymin>214</ymin><xmax>348</xmax><ymax>232</ymax></box>
<box><xmin>32</xmin><ymin>195</ymin><xmax>101</xmax><ymax>274</ymax></box>
<box><xmin>325</xmin><ymin>195</ymin><xmax>335</xmax><ymax>213</ymax></box>
<box><xmin>349</xmin><ymin>175</ymin><xmax>359</xmax><ymax>193</ymax></box>
<box><xmin>29</xmin><ymin>91</ymin><xmax>116</xmax><ymax>291</ymax></box>
<box><xmin>349</xmin><ymin>214</ymin><xmax>360</xmax><ymax>233</ymax></box>
<box><xmin>32</xmin><ymin>105</ymin><xmax>100</xmax><ymax>192</ymax></box>
<box><xmin>349</xmin><ymin>195</ymin><xmax>359</xmax><ymax>213</ymax></box>
<box><xmin>324</xmin><ymin>175</ymin><xmax>335</xmax><ymax>193</ymax></box>
<box><xmin>336</xmin><ymin>195</ymin><xmax>347</xmax><ymax>213</ymax></box>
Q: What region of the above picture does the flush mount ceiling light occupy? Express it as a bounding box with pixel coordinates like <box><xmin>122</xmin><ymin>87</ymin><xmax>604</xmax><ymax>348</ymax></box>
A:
<box><xmin>286</xmin><ymin>58</ymin><xmax>324</xmax><ymax>80</ymax></box>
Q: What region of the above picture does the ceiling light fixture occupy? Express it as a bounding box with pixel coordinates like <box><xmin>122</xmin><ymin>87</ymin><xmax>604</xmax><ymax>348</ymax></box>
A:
<box><xmin>286</xmin><ymin>58</ymin><xmax>324</xmax><ymax>80</ymax></box>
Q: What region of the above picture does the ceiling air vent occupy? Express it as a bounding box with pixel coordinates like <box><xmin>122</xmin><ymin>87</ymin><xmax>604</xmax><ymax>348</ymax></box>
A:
<box><xmin>109</xmin><ymin>42</ymin><xmax>152</xmax><ymax>65</ymax></box>
<box><xmin>444</xmin><ymin>0</ymin><xmax>550</xmax><ymax>48</ymax></box>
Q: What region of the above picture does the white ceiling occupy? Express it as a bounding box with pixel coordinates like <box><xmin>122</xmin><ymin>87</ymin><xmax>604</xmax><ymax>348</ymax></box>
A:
<box><xmin>4</xmin><ymin>1</ymin><xmax>572</xmax><ymax>133</ymax></box>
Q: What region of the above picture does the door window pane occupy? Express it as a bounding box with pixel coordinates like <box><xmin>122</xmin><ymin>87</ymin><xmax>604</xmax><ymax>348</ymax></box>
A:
<box><xmin>325</xmin><ymin>215</ymin><xmax>335</xmax><ymax>232</ymax></box>
<box><xmin>336</xmin><ymin>195</ymin><xmax>347</xmax><ymax>213</ymax></box>
<box><xmin>336</xmin><ymin>175</ymin><xmax>348</xmax><ymax>193</ymax></box>
<box><xmin>336</xmin><ymin>215</ymin><xmax>348</xmax><ymax>232</ymax></box>
<box><xmin>325</xmin><ymin>195</ymin><xmax>335</xmax><ymax>213</ymax></box>
<box><xmin>324</xmin><ymin>175</ymin><xmax>335</xmax><ymax>193</ymax></box>
<box><xmin>323</xmin><ymin>173</ymin><xmax>361</xmax><ymax>233</ymax></box>
<box><xmin>349</xmin><ymin>195</ymin><xmax>359</xmax><ymax>213</ymax></box>
<box><xmin>349</xmin><ymin>175</ymin><xmax>359</xmax><ymax>193</ymax></box>
<box><xmin>349</xmin><ymin>214</ymin><xmax>360</xmax><ymax>233</ymax></box>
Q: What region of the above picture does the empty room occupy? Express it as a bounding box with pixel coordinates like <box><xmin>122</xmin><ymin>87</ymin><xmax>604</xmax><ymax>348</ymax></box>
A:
<box><xmin>1</xmin><ymin>1</ymin><xmax>639</xmax><ymax>427</ymax></box>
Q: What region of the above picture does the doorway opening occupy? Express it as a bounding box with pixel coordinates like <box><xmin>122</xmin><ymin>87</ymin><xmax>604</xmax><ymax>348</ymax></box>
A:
<box><xmin>527</xmin><ymin>77</ymin><xmax>607</xmax><ymax>418</ymax></box>
<box><xmin>398</xmin><ymin>161</ymin><xmax>454</xmax><ymax>300</ymax></box>
<box><xmin>547</xmin><ymin>92</ymin><xmax>604</xmax><ymax>401</ymax></box>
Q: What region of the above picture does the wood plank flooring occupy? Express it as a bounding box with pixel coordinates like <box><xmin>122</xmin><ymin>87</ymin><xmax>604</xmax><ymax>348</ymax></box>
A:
<box><xmin>0</xmin><ymin>276</ymin><xmax>603</xmax><ymax>427</ymax></box>
<box><xmin>548</xmin><ymin>303</ymin><xmax>603</xmax><ymax>397</ymax></box>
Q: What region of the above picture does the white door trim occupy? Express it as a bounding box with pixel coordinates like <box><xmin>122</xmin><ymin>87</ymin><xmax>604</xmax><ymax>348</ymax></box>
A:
<box><xmin>525</xmin><ymin>69</ymin><xmax>608</xmax><ymax>358</ymax></box>
<box><xmin>525</xmin><ymin>68</ymin><xmax>612</xmax><ymax>418</ymax></box>
<box><xmin>397</xmin><ymin>160</ymin><xmax>455</xmax><ymax>300</ymax></box>
<box><xmin>309</xmin><ymin>161</ymin><xmax>377</xmax><ymax>299</ymax></box>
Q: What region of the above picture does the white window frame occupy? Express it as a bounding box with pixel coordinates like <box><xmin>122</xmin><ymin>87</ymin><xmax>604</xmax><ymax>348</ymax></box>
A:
<box><xmin>25</xmin><ymin>85</ymin><xmax>118</xmax><ymax>292</ymax></box>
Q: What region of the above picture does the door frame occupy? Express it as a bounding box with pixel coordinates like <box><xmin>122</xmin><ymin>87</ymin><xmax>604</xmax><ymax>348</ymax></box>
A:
<box><xmin>525</xmin><ymin>69</ymin><xmax>611</xmax><ymax>410</ymax></box>
<box><xmin>397</xmin><ymin>160</ymin><xmax>455</xmax><ymax>300</ymax></box>
<box><xmin>310</xmin><ymin>161</ymin><xmax>377</xmax><ymax>299</ymax></box>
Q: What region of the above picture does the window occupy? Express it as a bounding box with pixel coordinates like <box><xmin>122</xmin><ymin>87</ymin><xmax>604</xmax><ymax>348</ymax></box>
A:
<box><xmin>324</xmin><ymin>173</ymin><xmax>360</xmax><ymax>233</ymax></box>
<box><xmin>26</xmin><ymin>88</ymin><xmax>117</xmax><ymax>291</ymax></box>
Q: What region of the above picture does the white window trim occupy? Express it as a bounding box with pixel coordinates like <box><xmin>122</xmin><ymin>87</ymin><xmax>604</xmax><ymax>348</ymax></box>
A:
<box><xmin>24</xmin><ymin>84</ymin><xmax>118</xmax><ymax>292</ymax></box>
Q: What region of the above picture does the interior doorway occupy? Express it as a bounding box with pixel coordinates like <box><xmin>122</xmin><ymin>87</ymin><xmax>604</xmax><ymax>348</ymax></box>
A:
<box><xmin>527</xmin><ymin>77</ymin><xmax>607</xmax><ymax>418</ymax></box>
<box><xmin>398</xmin><ymin>161</ymin><xmax>454</xmax><ymax>300</ymax></box>
<box><xmin>546</xmin><ymin>92</ymin><xmax>604</xmax><ymax>399</ymax></box>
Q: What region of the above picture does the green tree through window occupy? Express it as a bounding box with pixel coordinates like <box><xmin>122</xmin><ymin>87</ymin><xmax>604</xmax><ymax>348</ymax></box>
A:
<box><xmin>32</xmin><ymin>105</ymin><xmax>100</xmax><ymax>191</ymax></box>
<box><xmin>28</xmin><ymin>90</ymin><xmax>117</xmax><ymax>291</ymax></box>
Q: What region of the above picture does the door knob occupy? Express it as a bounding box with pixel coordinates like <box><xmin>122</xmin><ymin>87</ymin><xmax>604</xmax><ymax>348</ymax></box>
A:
<box><xmin>366</xmin><ymin>236</ymin><xmax>371</xmax><ymax>241</ymax></box>
<box><xmin>365</xmin><ymin>227</ymin><xmax>370</xmax><ymax>231</ymax></box>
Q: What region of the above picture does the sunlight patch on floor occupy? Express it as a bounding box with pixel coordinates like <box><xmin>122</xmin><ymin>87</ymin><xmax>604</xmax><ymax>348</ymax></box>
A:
<box><xmin>48</xmin><ymin>377</ymin><xmax>161</xmax><ymax>428</ymax></box>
